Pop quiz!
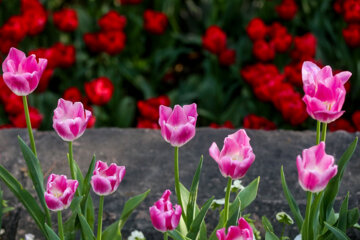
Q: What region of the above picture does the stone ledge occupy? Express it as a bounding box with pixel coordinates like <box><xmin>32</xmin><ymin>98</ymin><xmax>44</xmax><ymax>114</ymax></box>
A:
<box><xmin>0</xmin><ymin>128</ymin><xmax>359</xmax><ymax>239</ymax></box>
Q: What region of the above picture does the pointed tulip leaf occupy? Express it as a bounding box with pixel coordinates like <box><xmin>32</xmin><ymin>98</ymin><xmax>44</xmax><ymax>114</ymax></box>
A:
<box><xmin>324</xmin><ymin>222</ymin><xmax>351</xmax><ymax>240</ymax></box>
<box><xmin>168</xmin><ymin>230</ymin><xmax>191</xmax><ymax>240</ymax></box>
<box><xmin>45</xmin><ymin>223</ymin><xmax>61</xmax><ymax>240</ymax></box>
<box><xmin>337</xmin><ymin>193</ymin><xmax>349</xmax><ymax>231</ymax></box>
<box><xmin>77</xmin><ymin>212</ymin><xmax>96</xmax><ymax>240</ymax></box>
<box><xmin>236</xmin><ymin>176</ymin><xmax>260</xmax><ymax>211</ymax></box>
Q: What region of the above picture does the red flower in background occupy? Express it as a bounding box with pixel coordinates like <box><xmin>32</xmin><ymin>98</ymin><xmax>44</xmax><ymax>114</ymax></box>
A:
<box><xmin>243</xmin><ymin>114</ymin><xmax>276</xmax><ymax>130</ymax></box>
<box><xmin>202</xmin><ymin>26</ymin><xmax>227</xmax><ymax>55</ymax></box>
<box><xmin>329</xmin><ymin>118</ymin><xmax>356</xmax><ymax>132</ymax></box>
<box><xmin>11</xmin><ymin>107</ymin><xmax>43</xmax><ymax>129</ymax></box>
<box><xmin>85</xmin><ymin>77</ymin><xmax>114</xmax><ymax>105</ymax></box>
<box><xmin>63</xmin><ymin>87</ymin><xmax>83</xmax><ymax>103</ymax></box>
<box><xmin>284</xmin><ymin>63</ymin><xmax>302</xmax><ymax>86</ymax></box>
<box><xmin>99</xmin><ymin>11</ymin><xmax>127</xmax><ymax>31</ymax></box>
<box><xmin>98</xmin><ymin>31</ymin><xmax>126</xmax><ymax>55</ymax></box>
<box><xmin>36</xmin><ymin>68</ymin><xmax>54</xmax><ymax>92</ymax></box>
<box><xmin>276</xmin><ymin>0</ymin><xmax>298</xmax><ymax>20</ymax></box>
<box><xmin>271</xmin><ymin>33</ymin><xmax>292</xmax><ymax>53</ymax></box>
<box><xmin>253</xmin><ymin>40</ymin><xmax>275</xmax><ymax>61</ymax></box>
<box><xmin>83</xmin><ymin>33</ymin><xmax>102</xmax><ymax>53</ymax></box>
<box><xmin>343</xmin><ymin>24</ymin><xmax>360</xmax><ymax>47</ymax></box>
<box><xmin>4</xmin><ymin>93</ymin><xmax>23</xmax><ymax>115</ymax></box>
<box><xmin>22</xmin><ymin>4</ymin><xmax>47</xmax><ymax>36</ymax></box>
<box><xmin>53</xmin><ymin>8</ymin><xmax>78</xmax><ymax>32</ymax></box>
<box><xmin>343</xmin><ymin>0</ymin><xmax>360</xmax><ymax>22</ymax></box>
<box><xmin>246</xmin><ymin>18</ymin><xmax>267</xmax><ymax>41</ymax></box>
<box><xmin>137</xmin><ymin>95</ymin><xmax>170</xmax><ymax>129</ymax></box>
<box><xmin>143</xmin><ymin>10</ymin><xmax>168</xmax><ymax>34</ymax></box>
<box><xmin>209</xmin><ymin>121</ymin><xmax>235</xmax><ymax>129</ymax></box>
<box><xmin>87</xmin><ymin>115</ymin><xmax>96</xmax><ymax>128</ymax></box>
<box><xmin>53</xmin><ymin>43</ymin><xmax>76</xmax><ymax>68</ymax></box>
<box><xmin>291</xmin><ymin>33</ymin><xmax>317</xmax><ymax>61</ymax></box>
<box><xmin>352</xmin><ymin>110</ymin><xmax>360</xmax><ymax>131</ymax></box>
<box><xmin>218</xmin><ymin>48</ymin><xmax>236</xmax><ymax>66</ymax></box>
<box><xmin>0</xmin><ymin>16</ymin><xmax>28</xmax><ymax>42</ymax></box>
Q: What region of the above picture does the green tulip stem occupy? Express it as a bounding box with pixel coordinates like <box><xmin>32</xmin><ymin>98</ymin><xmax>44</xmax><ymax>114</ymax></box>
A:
<box><xmin>223</xmin><ymin>177</ymin><xmax>232</xmax><ymax>228</ymax></box>
<box><xmin>321</xmin><ymin>123</ymin><xmax>327</xmax><ymax>142</ymax></box>
<box><xmin>57</xmin><ymin>211</ymin><xmax>64</xmax><ymax>240</ymax></box>
<box><xmin>22</xmin><ymin>96</ymin><xmax>37</xmax><ymax>157</ymax></box>
<box><xmin>316</xmin><ymin>121</ymin><xmax>321</xmax><ymax>145</ymax></box>
<box><xmin>174</xmin><ymin>146</ymin><xmax>186</xmax><ymax>222</ymax></box>
<box><xmin>164</xmin><ymin>232</ymin><xmax>168</xmax><ymax>240</ymax></box>
<box><xmin>97</xmin><ymin>195</ymin><xmax>104</xmax><ymax>240</ymax></box>
<box><xmin>302</xmin><ymin>191</ymin><xmax>313</xmax><ymax>240</ymax></box>
<box><xmin>68</xmin><ymin>141</ymin><xmax>76</xmax><ymax>180</ymax></box>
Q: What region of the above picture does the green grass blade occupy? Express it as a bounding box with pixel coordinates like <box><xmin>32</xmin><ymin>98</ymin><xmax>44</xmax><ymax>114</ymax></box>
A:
<box><xmin>45</xmin><ymin>223</ymin><xmax>61</xmax><ymax>240</ymax></box>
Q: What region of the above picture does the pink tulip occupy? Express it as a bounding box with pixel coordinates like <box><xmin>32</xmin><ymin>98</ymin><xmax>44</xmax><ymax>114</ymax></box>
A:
<box><xmin>44</xmin><ymin>174</ymin><xmax>78</xmax><ymax>211</ymax></box>
<box><xmin>302</xmin><ymin>61</ymin><xmax>352</xmax><ymax>123</ymax></box>
<box><xmin>2</xmin><ymin>47</ymin><xmax>47</xmax><ymax>96</ymax></box>
<box><xmin>90</xmin><ymin>160</ymin><xmax>126</xmax><ymax>196</ymax></box>
<box><xmin>209</xmin><ymin>129</ymin><xmax>255</xmax><ymax>180</ymax></box>
<box><xmin>296</xmin><ymin>142</ymin><xmax>338</xmax><ymax>193</ymax></box>
<box><xmin>216</xmin><ymin>217</ymin><xmax>254</xmax><ymax>240</ymax></box>
<box><xmin>53</xmin><ymin>98</ymin><xmax>92</xmax><ymax>142</ymax></box>
<box><xmin>149</xmin><ymin>189</ymin><xmax>182</xmax><ymax>232</ymax></box>
<box><xmin>158</xmin><ymin>103</ymin><xmax>198</xmax><ymax>147</ymax></box>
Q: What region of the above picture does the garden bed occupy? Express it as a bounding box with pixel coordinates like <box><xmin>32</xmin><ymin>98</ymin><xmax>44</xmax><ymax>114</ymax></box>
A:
<box><xmin>0</xmin><ymin>128</ymin><xmax>359</xmax><ymax>240</ymax></box>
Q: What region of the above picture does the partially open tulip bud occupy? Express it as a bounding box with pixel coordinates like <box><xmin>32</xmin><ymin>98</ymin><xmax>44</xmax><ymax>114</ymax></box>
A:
<box><xmin>296</xmin><ymin>142</ymin><xmax>338</xmax><ymax>193</ymax></box>
<box><xmin>209</xmin><ymin>129</ymin><xmax>255</xmax><ymax>180</ymax></box>
<box><xmin>216</xmin><ymin>217</ymin><xmax>253</xmax><ymax>240</ymax></box>
<box><xmin>90</xmin><ymin>160</ymin><xmax>126</xmax><ymax>196</ymax></box>
<box><xmin>53</xmin><ymin>98</ymin><xmax>92</xmax><ymax>142</ymax></box>
<box><xmin>158</xmin><ymin>103</ymin><xmax>198</xmax><ymax>147</ymax></box>
<box><xmin>149</xmin><ymin>190</ymin><xmax>182</xmax><ymax>232</ymax></box>
<box><xmin>302</xmin><ymin>61</ymin><xmax>352</xmax><ymax>123</ymax></box>
<box><xmin>44</xmin><ymin>174</ymin><xmax>78</xmax><ymax>211</ymax></box>
<box><xmin>2</xmin><ymin>47</ymin><xmax>47</xmax><ymax>96</ymax></box>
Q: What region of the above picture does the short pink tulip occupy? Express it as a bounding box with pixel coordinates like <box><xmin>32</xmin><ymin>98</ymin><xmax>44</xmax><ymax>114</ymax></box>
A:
<box><xmin>149</xmin><ymin>189</ymin><xmax>182</xmax><ymax>232</ymax></box>
<box><xmin>44</xmin><ymin>174</ymin><xmax>78</xmax><ymax>211</ymax></box>
<box><xmin>2</xmin><ymin>47</ymin><xmax>47</xmax><ymax>96</ymax></box>
<box><xmin>53</xmin><ymin>98</ymin><xmax>92</xmax><ymax>142</ymax></box>
<box><xmin>302</xmin><ymin>61</ymin><xmax>351</xmax><ymax>123</ymax></box>
<box><xmin>90</xmin><ymin>160</ymin><xmax>126</xmax><ymax>196</ymax></box>
<box><xmin>158</xmin><ymin>103</ymin><xmax>198</xmax><ymax>147</ymax></box>
<box><xmin>209</xmin><ymin>129</ymin><xmax>255</xmax><ymax>180</ymax></box>
<box><xmin>296</xmin><ymin>142</ymin><xmax>338</xmax><ymax>193</ymax></box>
<box><xmin>216</xmin><ymin>217</ymin><xmax>254</xmax><ymax>240</ymax></box>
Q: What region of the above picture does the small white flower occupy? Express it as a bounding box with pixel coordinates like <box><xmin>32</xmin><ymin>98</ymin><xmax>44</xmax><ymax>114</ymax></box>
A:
<box><xmin>25</xmin><ymin>233</ymin><xmax>35</xmax><ymax>240</ymax></box>
<box><xmin>213</xmin><ymin>198</ymin><xmax>225</xmax><ymax>205</ymax></box>
<box><xmin>0</xmin><ymin>229</ymin><xmax>5</xmax><ymax>235</ymax></box>
<box><xmin>224</xmin><ymin>180</ymin><xmax>245</xmax><ymax>192</ymax></box>
<box><xmin>128</xmin><ymin>230</ymin><xmax>145</xmax><ymax>240</ymax></box>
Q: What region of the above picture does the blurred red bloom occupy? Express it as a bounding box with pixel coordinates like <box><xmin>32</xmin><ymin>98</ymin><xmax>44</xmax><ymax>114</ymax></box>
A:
<box><xmin>63</xmin><ymin>87</ymin><xmax>83</xmax><ymax>103</ymax></box>
<box><xmin>276</xmin><ymin>92</ymin><xmax>308</xmax><ymax>125</ymax></box>
<box><xmin>4</xmin><ymin>93</ymin><xmax>23</xmax><ymax>115</ymax></box>
<box><xmin>0</xmin><ymin>16</ymin><xmax>28</xmax><ymax>42</ymax></box>
<box><xmin>0</xmin><ymin>76</ymin><xmax>12</xmax><ymax>102</ymax></box>
<box><xmin>36</xmin><ymin>68</ymin><xmax>54</xmax><ymax>92</ymax></box>
<box><xmin>52</xmin><ymin>43</ymin><xmax>76</xmax><ymax>68</ymax></box>
<box><xmin>268</xmin><ymin>22</ymin><xmax>288</xmax><ymax>38</ymax></box>
<box><xmin>343</xmin><ymin>0</ymin><xmax>360</xmax><ymax>22</ymax></box>
<box><xmin>137</xmin><ymin>95</ymin><xmax>170</xmax><ymax>121</ymax></box>
<box><xmin>11</xmin><ymin>107</ymin><xmax>43</xmax><ymax>129</ymax></box>
<box><xmin>87</xmin><ymin>115</ymin><xmax>96</xmax><ymax>128</ymax></box>
<box><xmin>343</xmin><ymin>24</ymin><xmax>360</xmax><ymax>47</ymax></box>
<box><xmin>0</xmin><ymin>124</ymin><xmax>13</xmax><ymax>129</ymax></box>
<box><xmin>284</xmin><ymin>63</ymin><xmax>302</xmax><ymax>86</ymax></box>
<box><xmin>276</xmin><ymin>0</ymin><xmax>298</xmax><ymax>20</ymax></box>
<box><xmin>243</xmin><ymin>114</ymin><xmax>276</xmax><ymax>130</ymax></box>
<box><xmin>329</xmin><ymin>118</ymin><xmax>356</xmax><ymax>132</ymax></box>
<box><xmin>202</xmin><ymin>26</ymin><xmax>227</xmax><ymax>55</ymax></box>
<box><xmin>272</xmin><ymin>34</ymin><xmax>292</xmax><ymax>53</ymax></box>
<box><xmin>84</xmin><ymin>33</ymin><xmax>102</xmax><ymax>53</ymax></box>
<box><xmin>53</xmin><ymin>8</ymin><xmax>78</xmax><ymax>32</ymax></box>
<box><xmin>85</xmin><ymin>77</ymin><xmax>114</xmax><ymax>105</ymax></box>
<box><xmin>246</xmin><ymin>18</ymin><xmax>267</xmax><ymax>41</ymax></box>
<box><xmin>23</xmin><ymin>9</ymin><xmax>47</xmax><ymax>35</ymax></box>
<box><xmin>218</xmin><ymin>49</ymin><xmax>236</xmax><ymax>66</ymax></box>
<box><xmin>209</xmin><ymin>121</ymin><xmax>235</xmax><ymax>129</ymax></box>
<box><xmin>99</xmin><ymin>10</ymin><xmax>126</xmax><ymax>32</ymax></box>
<box><xmin>352</xmin><ymin>110</ymin><xmax>360</xmax><ymax>131</ymax></box>
<box><xmin>143</xmin><ymin>10</ymin><xmax>168</xmax><ymax>34</ymax></box>
<box><xmin>291</xmin><ymin>33</ymin><xmax>317</xmax><ymax>61</ymax></box>
<box><xmin>253</xmin><ymin>40</ymin><xmax>275</xmax><ymax>61</ymax></box>
<box><xmin>98</xmin><ymin>31</ymin><xmax>126</xmax><ymax>55</ymax></box>
<box><xmin>137</xmin><ymin>118</ymin><xmax>160</xmax><ymax>129</ymax></box>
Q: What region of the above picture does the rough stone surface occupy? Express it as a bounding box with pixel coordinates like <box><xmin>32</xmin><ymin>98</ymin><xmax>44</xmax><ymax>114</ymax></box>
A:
<box><xmin>0</xmin><ymin>128</ymin><xmax>359</xmax><ymax>239</ymax></box>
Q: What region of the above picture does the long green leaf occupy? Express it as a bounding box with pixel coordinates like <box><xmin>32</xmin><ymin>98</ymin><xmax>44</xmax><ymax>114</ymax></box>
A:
<box><xmin>102</xmin><ymin>219</ymin><xmax>122</xmax><ymax>240</ymax></box>
<box><xmin>236</xmin><ymin>176</ymin><xmax>260</xmax><ymax>211</ymax></box>
<box><xmin>45</xmin><ymin>223</ymin><xmax>61</xmax><ymax>240</ymax></box>
<box><xmin>168</xmin><ymin>230</ymin><xmax>191</xmax><ymax>240</ymax></box>
<box><xmin>346</xmin><ymin>208</ymin><xmax>359</xmax><ymax>229</ymax></box>
<box><xmin>18</xmin><ymin>137</ymin><xmax>47</xmax><ymax>212</ymax></box>
<box><xmin>186</xmin><ymin>156</ymin><xmax>203</xmax><ymax>229</ymax></box>
<box><xmin>186</xmin><ymin>196</ymin><xmax>214</xmax><ymax>239</ymax></box>
<box><xmin>281</xmin><ymin>166</ymin><xmax>303</xmax><ymax>230</ymax></box>
<box><xmin>0</xmin><ymin>165</ymin><xmax>47</xmax><ymax>237</ymax></box>
<box><xmin>85</xmin><ymin>194</ymin><xmax>95</xmax><ymax>230</ymax></box>
<box><xmin>64</xmin><ymin>212</ymin><xmax>78</xmax><ymax>240</ymax></box>
<box><xmin>77</xmin><ymin>212</ymin><xmax>96</xmax><ymax>240</ymax></box>
<box><xmin>81</xmin><ymin>155</ymin><xmax>96</xmax><ymax>197</ymax></box>
<box><xmin>320</xmin><ymin>138</ymin><xmax>358</xmax><ymax>224</ymax></box>
<box><xmin>324</xmin><ymin>222</ymin><xmax>350</xmax><ymax>240</ymax></box>
<box><xmin>337</xmin><ymin>193</ymin><xmax>349</xmax><ymax>231</ymax></box>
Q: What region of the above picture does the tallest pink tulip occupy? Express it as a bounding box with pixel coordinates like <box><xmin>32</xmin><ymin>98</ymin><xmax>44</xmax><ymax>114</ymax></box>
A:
<box><xmin>2</xmin><ymin>47</ymin><xmax>47</xmax><ymax>96</ymax></box>
<box><xmin>158</xmin><ymin>103</ymin><xmax>198</xmax><ymax>147</ymax></box>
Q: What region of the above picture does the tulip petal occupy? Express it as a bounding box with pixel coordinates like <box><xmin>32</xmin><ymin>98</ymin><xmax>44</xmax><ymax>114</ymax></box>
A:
<box><xmin>168</xmin><ymin>122</ymin><xmax>195</xmax><ymax>147</ymax></box>
<box><xmin>183</xmin><ymin>103</ymin><xmax>198</xmax><ymax>119</ymax></box>
<box><xmin>167</xmin><ymin>105</ymin><xmax>188</xmax><ymax>126</ymax></box>
<box><xmin>216</xmin><ymin>228</ymin><xmax>226</xmax><ymax>240</ymax></box>
<box><xmin>334</xmin><ymin>71</ymin><xmax>351</xmax><ymax>84</ymax></box>
<box><xmin>91</xmin><ymin>175</ymin><xmax>112</xmax><ymax>195</ymax></box>
<box><xmin>2</xmin><ymin>48</ymin><xmax>26</xmax><ymax>73</ymax></box>
<box><xmin>209</xmin><ymin>142</ymin><xmax>220</xmax><ymax>162</ymax></box>
<box><xmin>3</xmin><ymin>72</ymin><xmax>31</xmax><ymax>96</ymax></box>
<box><xmin>158</xmin><ymin>105</ymin><xmax>172</xmax><ymax>126</ymax></box>
<box><xmin>45</xmin><ymin>192</ymin><xmax>64</xmax><ymax>211</ymax></box>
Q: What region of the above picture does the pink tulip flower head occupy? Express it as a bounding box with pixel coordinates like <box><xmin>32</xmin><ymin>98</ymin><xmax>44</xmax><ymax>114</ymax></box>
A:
<box><xmin>149</xmin><ymin>190</ymin><xmax>182</xmax><ymax>232</ymax></box>
<box><xmin>53</xmin><ymin>98</ymin><xmax>92</xmax><ymax>142</ymax></box>
<box><xmin>216</xmin><ymin>217</ymin><xmax>254</xmax><ymax>240</ymax></box>
<box><xmin>296</xmin><ymin>142</ymin><xmax>338</xmax><ymax>193</ymax></box>
<box><xmin>44</xmin><ymin>174</ymin><xmax>78</xmax><ymax>211</ymax></box>
<box><xmin>209</xmin><ymin>129</ymin><xmax>255</xmax><ymax>180</ymax></box>
<box><xmin>302</xmin><ymin>61</ymin><xmax>352</xmax><ymax>123</ymax></box>
<box><xmin>2</xmin><ymin>47</ymin><xmax>47</xmax><ymax>96</ymax></box>
<box><xmin>90</xmin><ymin>160</ymin><xmax>126</xmax><ymax>196</ymax></box>
<box><xmin>158</xmin><ymin>103</ymin><xmax>198</xmax><ymax>147</ymax></box>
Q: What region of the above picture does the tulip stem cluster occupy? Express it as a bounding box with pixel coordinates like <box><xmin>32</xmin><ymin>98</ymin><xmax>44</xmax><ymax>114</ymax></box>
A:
<box><xmin>22</xmin><ymin>96</ymin><xmax>37</xmax><ymax>157</ymax></box>
<box><xmin>223</xmin><ymin>177</ymin><xmax>232</xmax><ymax>228</ymax></box>
<box><xmin>57</xmin><ymin>211</ymin><xmax>64</xmax><ymax>240</ymax></box>
<box><xmin>174</xmin><ymin>146</ymin><xmax>185</xmax><ymax>221</ymax></box>
<box><xmin>97</xmin><ymin>195</ymin><xmax>105</xmax><ymax>240</ymax></box>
